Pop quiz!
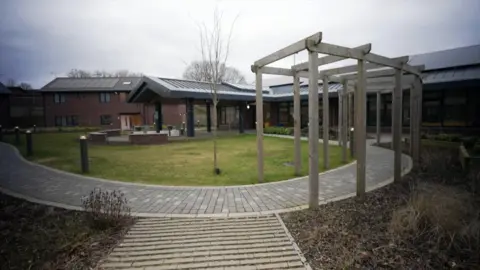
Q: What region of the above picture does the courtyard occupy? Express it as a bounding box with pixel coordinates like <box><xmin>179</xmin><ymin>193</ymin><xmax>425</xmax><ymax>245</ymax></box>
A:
<box><xmin>4</xmin><ymin>132</ymin><xmax>349</xmax><ymax>186</ymax></box>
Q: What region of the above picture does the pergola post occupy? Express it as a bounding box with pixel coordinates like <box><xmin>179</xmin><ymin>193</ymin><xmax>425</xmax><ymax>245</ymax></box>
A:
<box><xmin>355</xmin><ymin>60</ymin><xmax>367</xmax><ymax>197</ymax></box>
<box><xmin>376</xmin><ymin>91</ymin><xmax>381</xmax><ymax>144</ymax></box>
<box><xmin>338</xmin><ymin>90</ymin><xmax>342</xmax><ymax>146</ymax></box>
<box><xmin>308</xmin><ymin>45</ymin><xmax>319</xmax><ymax>209</ymax></box>
<box><xmin>186</xmin><ymin>98</ymin><xmax>195</xmax><ymax>137</ymax></box>
<box><xmin>255</xmin><ymin>67</ymin><xmax>264</xmax><ymax>183</ymax></box>
<box><xmin>206</xmin><ymin>102</ymin><xmax>212</xmax><ymax>133</ymax></box>
<box><xmin>322</xmin><ymin>74</ymin><xmax>329</xmax><ymax>169</ymax></box>
<box><xmin>392</xmin><ymin>69</ymin><xmax>403</xmax><ymax>182</ymax></box>
<box><xmin>340</xmin><ymin>83</ymin><xmax>348</xmax><ymax>163</ymax></box>
<box><xmin>155</xmin><ymin>102</ymin><xmax>163</xmax><ymax>133</ymax></box>
<box><xmin>293</xmin><ymin>73</ymin><xmax>302</xmax><ymax>176</ymax></box>
<box><xmin>348</xmin><ymin>92</ymin><xmax>354</xmax><ymax>158</ymax></box>
<box><xmin>411</xmin><ymin>77</ymin><xmax>422</xmax><ymax>163</ymax></box>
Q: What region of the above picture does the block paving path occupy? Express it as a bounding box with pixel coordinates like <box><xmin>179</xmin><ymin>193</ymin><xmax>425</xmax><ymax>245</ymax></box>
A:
<box><xmin>100</xmin><ymin>215</ymin><xmax>310</xmax><ymax>270</ymax></box>
<box><xmin>0</xmin><ymin>138</ymin><xmax>410</xmax><ymax>217</ymax></box>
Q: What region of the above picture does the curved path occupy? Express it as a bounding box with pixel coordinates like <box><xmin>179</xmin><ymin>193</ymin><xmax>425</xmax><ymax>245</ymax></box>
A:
<box><xmin>0</xmin><ymin>141</ymin><xmax>411</xmax><ymax>217</ymax></box>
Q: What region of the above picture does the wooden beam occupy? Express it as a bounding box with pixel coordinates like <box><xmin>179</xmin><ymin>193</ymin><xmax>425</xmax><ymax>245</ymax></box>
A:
<box><xmin>350</xmin><ymin>74</ymin><xmax>415</xmax><ymax>85</ymax></box>
<box><xmin>320</xmin><ymin>62</ymin><xmax>381</xmax><ymax>76</ymax></box>
<box><xmin>308</xmin><ymin>46</ymin><xmax>319</xmax><ymax>209</ymax></box>
<box><xmin>254</xmin><ymin>32</ymin><xmax>322</xmax><ymax>67</ymax></box>
<box><xmin>293</xmin><ymin>74</ymin><xmax>302</xmax><ymax>176</ymax></box>
<box><xmin>333</xmin><ymin>64</ymin><xmax>425</xmax><ymax>81</ymax></box>
<box><xmin>392</xmin><ymin>69</ymin><xmax>403</xmax><ymax>182</ymax></box>
<box><xmin>322</xmin><ymin>74</ymin><xmax>329</xmax><ymax>169</ymax></box>
<box><xmin>355</xmin><ymin>59</ymin><xmax>367</xmax><ymax>197</ymax></box>
<box><xmin>341</xmin><ymin>83</ymin><xmax>348</xmax><ymax>163</ymax></box>
<box><xmin>292</xmin><ymin>43</ymin><xmax>372</xmax><ymax>71</ymax></box>
<box><xmin>255</xmin><ymin>68</ymin><xmax>264</xmax><ymax>183</ymax></box>
<box><xmin>258</xmin><ymin>66</ymin><xmax>294</xmax><ymax>76</ymax></box>
<box><xmin>311</xmin><ymin>42</ymin><xmax>421</xmax><ymax>75</ymax></box>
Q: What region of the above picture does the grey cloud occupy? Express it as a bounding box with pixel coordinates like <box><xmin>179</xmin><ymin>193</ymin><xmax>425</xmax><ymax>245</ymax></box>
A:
<box><xmin>1</xmin><ymin>0</ymin><xmax>479</xmax><ymax>88</ymax></box>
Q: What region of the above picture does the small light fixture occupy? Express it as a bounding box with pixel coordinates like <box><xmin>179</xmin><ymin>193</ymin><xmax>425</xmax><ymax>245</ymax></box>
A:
<box><xmin>247</xmin><ymin>104</ymin><xmax>250</xmax><ymax>110</ymax></box>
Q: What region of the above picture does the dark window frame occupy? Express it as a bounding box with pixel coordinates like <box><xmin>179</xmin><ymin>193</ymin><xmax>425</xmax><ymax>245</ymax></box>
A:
<box><xmin>99</xmin><ymin>92</ymin><xmax>111</xmax><ymax>103</ymax></box>
<box><xmin>100</xmin><ymin>114</ymin><xmax>113</xmax><ymax>125</ymax></box>
<box><xmin>54</xmin><ymin>93</ymin><xmax>66</xmax><ymax>104</ymax></box>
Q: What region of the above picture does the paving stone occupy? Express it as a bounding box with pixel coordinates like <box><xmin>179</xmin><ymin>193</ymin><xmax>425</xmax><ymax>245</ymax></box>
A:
<box><xmin>0</xmin><ymin>139</ymin><xmax>408</xmax><ymax>217</ymax></box>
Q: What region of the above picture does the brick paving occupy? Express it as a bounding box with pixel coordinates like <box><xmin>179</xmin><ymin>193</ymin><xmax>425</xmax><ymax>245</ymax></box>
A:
<box><xmin>100</xmin><ymin>215</ymin><xmax>310</xmax><ymax>270</ymax></box>
<box><xmin>0</xmin><ymin>138</ymin><xmax>411</xmax><ymax>217</ymax></box>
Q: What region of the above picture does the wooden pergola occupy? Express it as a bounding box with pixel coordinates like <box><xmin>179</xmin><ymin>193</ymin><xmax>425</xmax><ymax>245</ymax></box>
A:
<box><xmin>251</xmin><ymin>32</ymin><xmax>425</xmax><ymax>208</ymax></box>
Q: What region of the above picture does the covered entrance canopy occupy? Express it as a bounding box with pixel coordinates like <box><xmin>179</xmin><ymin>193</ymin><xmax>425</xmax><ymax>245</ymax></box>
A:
<box><xmin>127</xmin><ymin>77</ymin><xmax>271</xmax><ymax>136</ymax></box>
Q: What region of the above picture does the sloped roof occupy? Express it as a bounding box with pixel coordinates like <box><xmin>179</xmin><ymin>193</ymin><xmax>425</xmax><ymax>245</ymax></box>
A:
<box><xmin>42</xmin><ymin>77</ymin><xmax>142</xmax><ymax>92</ymax></box>
<box><xmin>0</xmin><ymin>82</ymin><xmax>11</xmax><ymax>94</ymax></box>
<box><xmin>408</xmin><ymin>44</ymin><xmax>480</xmax><ymax>71</ymax></box>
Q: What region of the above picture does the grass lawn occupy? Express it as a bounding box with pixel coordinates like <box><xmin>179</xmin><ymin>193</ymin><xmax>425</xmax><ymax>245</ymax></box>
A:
<box><xmin>4</xmin><ymin>132</ymin><xmax>351</xmax><ymax>186</ymax></box>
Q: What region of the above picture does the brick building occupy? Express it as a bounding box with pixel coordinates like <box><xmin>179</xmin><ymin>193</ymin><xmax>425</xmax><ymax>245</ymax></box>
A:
<box><xmin>41</xmin><ymin>77</ymin><xmax>185</xmax><ymax>130</ymax></box>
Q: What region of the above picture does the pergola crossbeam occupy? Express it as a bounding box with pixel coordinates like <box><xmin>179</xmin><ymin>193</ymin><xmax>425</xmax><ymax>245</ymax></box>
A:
<box><xmin>292</xmin><ymin>43</ymin><xmax>372</xmax><ymax>71</ymax></box>
<box><xmin>310</xmin><ymin>42</ymin><xmax>421</xmax><ymax>76</ymax></box>
<box><xmin>254</xmin><ymin>32</ymin><xmax>322</xmax><ymax>67</ymax></box>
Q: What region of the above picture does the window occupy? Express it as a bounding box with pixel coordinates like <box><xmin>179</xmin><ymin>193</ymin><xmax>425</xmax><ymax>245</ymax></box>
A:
<box><xmin>443</xmin><ymin>89</ymin><xmax>466</xmax><ymax>126</ymax></box>
<box><xmin>422</xmin><ymin>91</ymin><xmax>442</xmax><ymax>126</ymax></box>
<box><xmin>99</xmin><ymin>92</ymin><xmax>111</xmax><ymax>103</ymax></box>
<box><xmin>279</xmin><ymin>102</ymin><xmax>289</xmax><ymax>124</ymax></box>
<box><xmin>54</xmin><ymin>93</ymin><xmax>65</xmax><ymax>103</ymax></box>
<box><xmin>66</xmin><ymin>115</ymin><xmax>79</xmax><ymax>126</ymax></box>
<box><xmin>100</xmin><ymin>114</ymin><xmax>112</xmax><ymax>125</ymax></box>
<box><xmin>54</xmin><ymin>115</ymin><xmax>79</xmax><ymax>126</ymax></box>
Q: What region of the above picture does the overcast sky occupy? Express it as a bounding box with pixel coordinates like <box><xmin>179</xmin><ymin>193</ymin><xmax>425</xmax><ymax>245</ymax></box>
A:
<box><xmin>1</xmin><ymin>0</ymin><xmax>479</xmax><ymax>88</ymax></box>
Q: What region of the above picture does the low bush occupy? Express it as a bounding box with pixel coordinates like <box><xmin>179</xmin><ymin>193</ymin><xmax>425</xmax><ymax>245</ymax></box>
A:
<box><xmin>461</xmin><ymin>136</ymin><xmax>478</xmax><ymax>149</ymax></box>
<box><xmin>264</xmin><ymin>126</ymin><xmax>293</xmax><ymax>135</ymax></box>
<box><xmin>82</xmin><ymin>189</ymin><xmax>132</xmax><ymax>230</ymax></box>
<box><xmin>390</xmin><ymin>182</ymin><xmax>480</xmax><ymax>267</ymax></box>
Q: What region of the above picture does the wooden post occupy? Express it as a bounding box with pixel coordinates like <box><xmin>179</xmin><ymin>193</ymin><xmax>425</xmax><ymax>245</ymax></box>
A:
<box><xmin>338</xmin><ymin>90</ymin><xmax>342</xmax><ymax>147</ymax></box>
<box><xmin>322</xmin><ymin>74</ymin><xmax>329</xmax><ymax>169</ymax></box>
<box><xmin>308</xmin><ymin>47</ymin><xmax>319</xmax><ymax>209</ymax></box>
<box><xmin>393</xmin><ymin>69</ymin><xmax>403</xmax><ymax>182</ymax></box>
<box><xmin>255</xmin><ymin>67</ymin><xmax>264</xmax><ymax>183</ymax></box>
<box><xmin>376</xmin><ymin>91</ymin><xmax>381</xmax><ymax>144</ymax></box>
<box><xmin>293</xmin><ymin>74</ymin><xmax>302</xmax><ymax>176</ymax></box>
<box><xmin>340</xmin><ymin>84</ymin><xmax>348</xmax><ymax>163</ymax></box>
<box><xmin>355</xmin><ymin>60</ymin><xmax>366</xmax><ymax>197</ymax></box>
<box><xmin>411</xmin><ymin>77</ymin><xmax>422</xmax><ymax>164</ymax></box>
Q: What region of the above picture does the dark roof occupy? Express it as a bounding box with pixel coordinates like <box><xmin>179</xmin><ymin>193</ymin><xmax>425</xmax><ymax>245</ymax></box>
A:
<box><xmin>422</xmin><ymin>65</ymin><xmax>480</xmax><ymax>84</ymax></box>
<box><xmin>408</xmin><ymin>44</ymin><xmax>480</xmax><ymax>71</ymax></box>
<box><xmin>0</xmin><ymin>82</ymin><xmax>11</xmax><ymax>94</ymax></box>
<box><xmin>128</xmin><ymin>76</ymin><xmax>271</xmax><ymax>102</ymax></box>
<box><xmin>41</xmin><ymin>77</ymin><xmax>142</xmax><ymax>92</ymax></box>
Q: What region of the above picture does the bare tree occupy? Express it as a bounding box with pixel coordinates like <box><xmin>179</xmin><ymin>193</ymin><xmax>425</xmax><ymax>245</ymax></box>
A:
<box><xmin>67</xmin><ymin>69</ymin><xmax>142</xmax><ymax>78</ymax></box>
<box><xmin>5</xmin><ymin>78</ymin><xmax>16</xmax><ymax>87</ymax></box>
<box><xmin>183</xmin><ymin>61</ymin><xmax>246</xmax><ymax>84</ymax></box>
<box><xmin>18</xmin><ymin>82</ymin><xmax>32</xmax><ymax>90</ymax></box>
<box><xmin>198</xmin><ymin>8</ymin><xmax>238</xmax><ymax>174</ymax></box>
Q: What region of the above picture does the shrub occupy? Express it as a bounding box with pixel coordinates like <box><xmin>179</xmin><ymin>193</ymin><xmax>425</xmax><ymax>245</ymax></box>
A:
<box><xmin>474</xmin><ymin>143</ymin><xmax>480</xmax><ymax>155</ymax></box>
<box><xmin>264</xmin><ymin>126</ymin><xmax>293</xmax><ymax>135</ymax></box>
<box><xmin>82</xmin><ymin>189</ymin><xmax>132</xmax><ymax>230</ymax></box>
<box><xmin>461</xmin><ymin>137</ymin><xmax>478</xmax><ymax>149</ymax></box>
<box><xmin>390</xmin><ymin>183</ymin><xmax>479</xmax><ymax>257</ymax></box>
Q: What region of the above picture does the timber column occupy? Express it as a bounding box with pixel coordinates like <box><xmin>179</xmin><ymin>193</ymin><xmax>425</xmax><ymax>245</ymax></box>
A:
<box><xmin>155</xmin><ymin>102</ymin><xmax>162</xmax><ymax>133</ymax></box>
<box><xmin>186</xmin><ymin>98</ymin><xmax>195</xmax><ymax>137</ymax></box>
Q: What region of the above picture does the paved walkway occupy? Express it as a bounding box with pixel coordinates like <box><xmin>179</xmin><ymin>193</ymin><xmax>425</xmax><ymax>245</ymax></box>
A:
<box><xmin>0</xmin><ymin>139</ymin><xmax>410</xmax><ymax>217</ymax></box>
<box><xmin>101</xmin><ymin>214</ymin><xmax>310</xmax><ymax>270</ymax></box>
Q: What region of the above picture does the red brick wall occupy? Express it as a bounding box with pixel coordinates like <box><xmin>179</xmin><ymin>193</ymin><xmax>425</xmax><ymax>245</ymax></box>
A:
<box><xmin>43</xmin><ymin>92</ymin><xmax>184</xmax><ymax>128</ymax></box>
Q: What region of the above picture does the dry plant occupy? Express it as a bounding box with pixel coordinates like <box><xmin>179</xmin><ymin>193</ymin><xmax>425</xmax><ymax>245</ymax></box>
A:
<box><xmin>390</xmin><ymin>182</ymin><xmax>480</xmax><ymax>267</ymax></box>
<box><xmin>82</xmin><ymin>188</ymin><xmax>132</xmax><ymax>230</ymax></box>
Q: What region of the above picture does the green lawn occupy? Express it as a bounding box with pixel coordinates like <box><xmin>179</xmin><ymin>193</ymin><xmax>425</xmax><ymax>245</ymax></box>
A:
<box><xmin>4</xmin><ymin>132</ymin><xmax>351</xmax><ymax>186</ymax></box>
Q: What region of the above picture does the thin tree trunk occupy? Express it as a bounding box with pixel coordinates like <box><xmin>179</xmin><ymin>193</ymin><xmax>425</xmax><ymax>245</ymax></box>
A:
<box><xmin>213</xmin><ymin>98</ymin><xmax>218</xmax><ymax>170</ymax></box>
